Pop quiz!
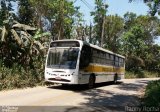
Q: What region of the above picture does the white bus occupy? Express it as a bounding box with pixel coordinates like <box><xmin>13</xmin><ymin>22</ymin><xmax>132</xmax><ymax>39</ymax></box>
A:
<box><xmin>45</xmin><ymin>39</ymin><xmax>125</xmax><ymax>88</ymax></box>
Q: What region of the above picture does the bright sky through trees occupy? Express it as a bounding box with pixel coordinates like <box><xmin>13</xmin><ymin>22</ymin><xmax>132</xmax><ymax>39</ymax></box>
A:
<box><xmin>75</xmin><ymin>0</ymin><xmax>149</xmax><ymax>24</ymax></box>
<box><xmin>74</xmin><ymin>0</ymin><xmax>160</xmax><ymax>44</ymax></box>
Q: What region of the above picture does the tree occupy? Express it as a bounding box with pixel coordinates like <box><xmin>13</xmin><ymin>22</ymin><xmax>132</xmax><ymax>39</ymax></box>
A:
<box><xmin>18</xmin><ymin>0</ymin><xmax>34</xmax><ymax>25</ymax></box>
<box><xmin>104</xmin><ymin>15</ymin><xmax>124</xmax><ymax>53</ymax></box>
<box><xmin>123</xmin><ymin>13</ymin><xmax>160</xmax><ymax>46</ymax></box>
<box><xmin>91</xmin><ymin>0</ymin><xmax>108</xmax><ymax>46</ymax></box>
<box><xmin>145</xmin><ymin>44</ymin><xmax>160</xmax><ymax>72</ymax></box>
<box><xmin>121</xmin><ymin>25</ymin><xmax>147</xmax><ymax>71</ymax></box>
<box><xmin>121</xmin><ymin>14</ymin><xmax>160</xmax><ymax>72</ymax></box>
<box><xmin>122</xmin><ymin>25</ymin><xmax>147</xmax><ymax>57</ymax></box>
<box><xmin>136</xmin><ymin>16</ymin><xmax>160</xmax><ymax>45</ymax></box>
<box><xmin>0</xmin><ymin>0</ymin><xmax>15</xmax><ymax>26</ymax></box>
<box><xmin>29</xmin><ymin>0</ymin><xmax>81</xmax><ymax>40</ymax></box>
<box><xmin>0</xmin><ymin>18</ymin><xmax>51</xmax><ymax>68</ymax></box>
<box><xmin>124</xmin><ymin>12</ymin><xmax>137</xmax><ymax>30</ymax></box>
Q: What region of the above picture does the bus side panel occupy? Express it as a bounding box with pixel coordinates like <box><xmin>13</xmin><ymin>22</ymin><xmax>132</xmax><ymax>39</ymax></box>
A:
<box><xmin>95</xmin><ymin>74</ymin><xmax>114</xmax><ymax>83</ymax></box>
<box><xmin>78</xmin><ymin>73</ymin><xmax>90</xmax><ymax>84</ymax></box>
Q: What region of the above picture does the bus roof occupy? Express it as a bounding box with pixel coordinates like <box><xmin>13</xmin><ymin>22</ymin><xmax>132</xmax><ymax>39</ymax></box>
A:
<box><xmin>51</xmin><ymin>39</ymin><xmax>125</xmax><ymax>59</ymax></box>
<box><xmin>88</xmin><ymin>43</ymin><xmax>125</xmax><ymax>59</ymax></box>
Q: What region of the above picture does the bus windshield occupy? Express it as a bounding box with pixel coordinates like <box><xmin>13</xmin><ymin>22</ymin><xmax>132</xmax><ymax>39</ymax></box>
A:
<box><xmin>47</xmin><ymin>48</ymin><xmax>79</xmax><ymax>69</ymax></box>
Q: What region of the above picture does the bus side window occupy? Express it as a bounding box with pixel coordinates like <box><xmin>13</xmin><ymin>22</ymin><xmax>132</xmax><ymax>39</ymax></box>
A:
<box><xmin>115</xmin><ymin>56</ymin><xmax>119</xmax><ymax>67</ymax></box>
<box><xmin>120</xmin><ymin>58</ymin><xmax>124</xmax><ymax>67</ymax></box>
<box><xmin>92</xmin><ymin>49</ymin><xmax>97</xmax><ymax>63</ymax></box>
<box><xmin>79</xmin><ymin>45</ymin><xmax>91</xmax><ymax>69</ymax></box>
<box><xmin>110</xmin><ymin>54</ymin><xmax>114</xmax><ymax>66</ymax></box>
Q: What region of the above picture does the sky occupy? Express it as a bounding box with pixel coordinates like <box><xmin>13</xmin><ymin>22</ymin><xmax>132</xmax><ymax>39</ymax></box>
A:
<box><xmin>74</xmin><ymin>0</ymin><xmax>160</xmax><ymax>45</ymax></box>
<box><xmin>74</xmin><ymin>0</ymin><xmax>149</xmax><ymax>24</ymax></box>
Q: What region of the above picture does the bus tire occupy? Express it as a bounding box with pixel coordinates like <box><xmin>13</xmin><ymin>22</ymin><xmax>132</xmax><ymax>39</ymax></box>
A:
<box><xmin>114</xmin><ymin>74</ymin><xmax>118</xmax><ymax>84</ymax></box>
<box><xmin>88</xmin><ymin>75</ymin><xmax>95</xmax><ymax>89</ymax></box>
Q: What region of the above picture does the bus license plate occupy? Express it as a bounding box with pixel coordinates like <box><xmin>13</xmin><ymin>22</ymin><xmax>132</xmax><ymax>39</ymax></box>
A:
<box><xmin>55</xmin><ymin>77</ymin><xmax>61</xmax><ymax>80</ymax></box>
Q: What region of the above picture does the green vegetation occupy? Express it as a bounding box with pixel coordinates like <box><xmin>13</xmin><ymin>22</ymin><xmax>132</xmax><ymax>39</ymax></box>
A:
<box><xmin>130</xmin><ymin>1</ymin><xmax>160</xmax><ymax>107</ymax></box>
<box><xmin>142</xmin><ymin>80</ymin><xmax>160</xmax><ymax>106</ymax></box>
<box><xmin>0</xmin><ymin>59</ymin><xmax>45</xmax><ymax>90</ymax></box>
<box><xmin>125</xmin><ymin>71</ymin><xmax>159</xmax><ymax>79</ymax></box>
<box><xmin>0</xmin><ymin>0</ymin><xmax>82</xmax><ymax>90</ymax></box>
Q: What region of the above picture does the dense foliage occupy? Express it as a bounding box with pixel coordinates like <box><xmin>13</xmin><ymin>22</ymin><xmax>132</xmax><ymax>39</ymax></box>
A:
<box><xmin>142</xmin><ymin>80</ymin><xmax>160</xmax><ymax>106</ymax></box>
<box><xmin>0</xmin><ymin>60</ymin><xmax>44</xmax><ymax>90</ymax></box>
<box><xmin>121</xmin><ymin>15</ymin><xmax>160</xmax><ymax>73</ymax></box>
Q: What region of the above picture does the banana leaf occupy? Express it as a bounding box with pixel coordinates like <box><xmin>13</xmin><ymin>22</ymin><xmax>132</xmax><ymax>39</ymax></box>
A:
<box><xmin>20</xmin><ymin>31</ymin><xmax>32</xmax><ymax>41</ymax></box>
<box><xmin>20</xmin><ymin>31</ymin><xmax>33</xmax><ymax>47</ymax></box>
<box><xmin>13</xmin><ymin>20</ymin><xmax>19</xmax><ymax>24</ymax></box>
<box><xmin>11</xmin><ymin>29</ymin><xmax>22</xmax><ymax>46</ymax></box>
<box><xmin>32</xmin><ymin>46</ymin><xmax>40</xmax><ymax>54</ymax></box>
<box><xmin>1</xmin><ymin>26</ymin><xmax>8</xmax><ymax>42</ymax></box>
<box><xmin>12</xmin><ymin>23</ymin><xmax>36</xmax><ymax>31</ymax></box>
<box><xmin>34</xmin><ymin>40</ymin><xmax>45</xmax><ymax>50</ymax></box>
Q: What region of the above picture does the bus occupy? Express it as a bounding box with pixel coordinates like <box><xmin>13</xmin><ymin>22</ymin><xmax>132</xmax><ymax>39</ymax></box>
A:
<box><xmin>45</xmin><ymin>39</ymin><xmax>125</xmax><ymax>88</ymax></box>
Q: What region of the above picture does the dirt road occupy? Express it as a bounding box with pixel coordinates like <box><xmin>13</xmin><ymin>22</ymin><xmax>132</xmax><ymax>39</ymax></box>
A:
<box><xmin>0</xmin><ymin>78</ymin><xmax>159</xmax><ymax>112</ymax></box>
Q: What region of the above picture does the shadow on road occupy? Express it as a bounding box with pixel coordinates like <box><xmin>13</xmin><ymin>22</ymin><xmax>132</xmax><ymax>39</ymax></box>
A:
<box><xmin>47</xmin><ymin>80</ymin><xmax>144</xmax><ymax>112</ymax></box>
<box><xmin>62</xmin><ymin>83</ymin><xmax>141</xmax><ymax>112</ymax></box>
<box><xmin>47</xmin><ymin>81</ymin><xmax>122</xmax><ymax>92</ymax></box>
<box><xmin>116</xmin><ymin>80</ymin><xmax>148</xmax><ymax>91</ymax></box>
<box><xmin>63</xmin><ymin>106</ymin><xmax>124</xmax><ymax>112</ymax></box>
<box><xmin>80</xmin><ymin>89</ymin><xmax>139</xmax><ymax>106</ymax></box>
<box><xmin>60</xmin><ymin>87</ymin><xmax>140</xmax><ymax>112</ymax></box>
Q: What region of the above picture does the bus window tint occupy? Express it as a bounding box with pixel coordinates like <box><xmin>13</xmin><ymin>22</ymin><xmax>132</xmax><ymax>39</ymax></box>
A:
<box><xmin>115</xmin><ymin>56</ymin><xmax>119</xmax><ymax>67</ymax></box>
<box><xmin>106</xmin><ymin>53</ymin><xmax>110</xmax><ymax>59</ymax></box>
<box><xmin>119</xmin><ymin>58</ymin><xmax>124</xmax><ymax>67</ymax></box>
<box><xmin>79</xmin><ymin>45</ymin><xmax>91</xmax><ymax>69</ymax></box>
<box><xmin>110</xmin><ymin>55</ymin><xmax>114</xmax><ymax>65</ymax></box>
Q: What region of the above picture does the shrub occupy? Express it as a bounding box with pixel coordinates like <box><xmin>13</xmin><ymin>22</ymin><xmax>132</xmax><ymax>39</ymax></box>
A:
<box><xmin>142</xmin><ymin>80</ymin><xmax>160</xmax><ymax>106</ymax></box>
<box><xmin>0</xmin><ymin>59</ymin><xmax>45</xmax><ymax>91</ymax></box>
<box><xmin>125</xmin><ymin>71</ymin><xmax>159</xmax><ymax>79</ymax></box>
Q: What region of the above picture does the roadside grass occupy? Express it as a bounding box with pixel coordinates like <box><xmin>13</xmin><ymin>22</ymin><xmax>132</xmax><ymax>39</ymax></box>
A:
<box><xmin>142</xmin><ymin>79</ymin><xmax>160</xmax><ymax>107</ymax></box>
<box><xmin>125</xmin><ymin>71</ymin><xmax>159</xmax><ymax>79</ymax></box>
<box><xmin>0</xmin><ymin>62</ymin><xmax>45</xmax><ymax>91</ymax></box>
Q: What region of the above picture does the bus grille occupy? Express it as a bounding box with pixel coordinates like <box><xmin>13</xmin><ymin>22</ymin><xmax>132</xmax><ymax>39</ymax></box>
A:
<box><xmin>48</xmin><ymin>78</ymin><xmax>70</xmax><ymax>82</ymax></box>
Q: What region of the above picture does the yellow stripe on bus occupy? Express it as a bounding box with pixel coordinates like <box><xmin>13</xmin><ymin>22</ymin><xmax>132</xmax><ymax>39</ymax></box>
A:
<box><xmin>84</xmin><ymin>64</ymin><xmax>125</xmax><ymax>74</ymax></box>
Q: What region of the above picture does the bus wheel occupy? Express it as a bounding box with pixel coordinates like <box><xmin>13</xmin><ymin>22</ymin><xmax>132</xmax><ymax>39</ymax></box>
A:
<box><xmin>114</xmin><ymin>74</ymin><xmax>118</xmax><ymax>84</ymax></box>
<box><xmin>88</xmin><ymin>75</ymin><xmax>95</xmax><ymax>89</ymax></box>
